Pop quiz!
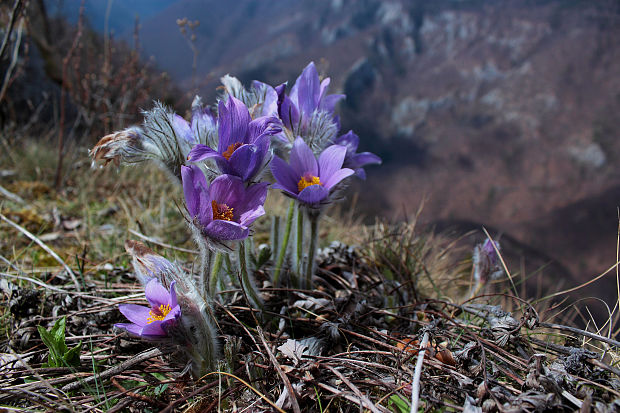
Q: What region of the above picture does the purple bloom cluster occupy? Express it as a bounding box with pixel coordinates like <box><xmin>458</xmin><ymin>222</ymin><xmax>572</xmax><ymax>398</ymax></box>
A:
<box><xmin>115</xmin><ymin>278</ymin><xmax>180</xmax><ymax>337</ymax></box>
<box><xmin>271</xmin><ymin>138</ymin><xmax>353</xmax><ymax>207</ymax></box>
<box><xmin>276</xmin><ymin>62</ymin><xmax>344</xmax><ymax>136</ymax></box>
<box><xmin>182</xmin><ymin>165</ymin><xmax>267</xmax><ymax>242</ymax></box>
<box><xmin>188</xmin><ymin>96</ymin><xmax>280</xmax><ymax>182</ymax></box>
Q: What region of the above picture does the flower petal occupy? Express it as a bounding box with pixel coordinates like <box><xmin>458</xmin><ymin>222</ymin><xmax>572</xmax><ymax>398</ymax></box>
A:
<box><xmin>351</xmin><ymin>152</ymin><xmax>382</xmax><ymax>168</ymax></box>
<box><xmin>140</xmin><ymin>321</ymin><xmax>166</xmax><ymax>337</ymax></box>
<box><xmin>323</xmin><ymin>167</ymin><xmax>354</xmax><ymax>190</ymax></box>
<box><xmin>118</xmin><ymin>304</ymin><xmax>151</xmax><ymax>327</ymax></box>
<box><xmin>335</xmin><ymin>130</ymin><xmax>359</xmax><ymax>153</ymax></box>
<box><xmin>271</xmin><ymin>156</ymin><xmax>299</xmax><ymax>194</ymax></box>
<box><xmin>297</xmin><ymin>184</ymin><xmax>329</xmax><ymax>205</ymax></box>
<box><xmin>191</xmin><ymin>108</ymin><xmax>216</xmax><ymax>143</ymax></box>
<box><xmin>253</xmin><ymin>81</ymin><xmax>279</xmax><ymax>117</ymax></box>
<box><xmin>206</xmin><ymin>220</ymin><xmax>249</xmax><ymax>241</ymax></box>
<box><xmin>294</xmin><ymin>62</ymin><xmax>320</xmax><ymax>117</ymax></box>
<box><xmin>319</xmin><ymin>94</ymin><xmax>345</xmax><ymax>114</ymax></box>
<box><xmin>278</xmin><ymin>94</ymin><xmax>299</xmax><ymax>131</ymax></box>
<box><xmin>248</xmin><ymin>116</ymin><xmax>281</xmax><ymax>143</ymax></box>
<box><xmin>182</xmin><ymin>165</ymin><xmax>199</xmax><ymax>217</ymax></box>
<box><xmin>243</xmin><ymin>182</ymin><xmax>269</xmax><ymax>213</ymax></box>
<box><xmin>218</xmin><ymin>96</ymin><xmax>251</xmax><ymax>151</ymax></box>
<box><xmin>239</xmin><ymin>205</ymin><xmax>265</xmax><ymax>227</ymax></box>
<box><xmin>115</xmin><ymin>322</ymin><xmax>143</xmax><ymax>336</ymax></box>
<box><xmin>209</xmin><ymin>174</ymin><xmax>245</xmax><ymax>209</ymax></box>
<box><xmin>228</xmin><ymin>144</ymin><xmax>260</xmax><ymax>181</ymax></box>
<box><xmin>318</xmin><ymin>144</ymin><xmax>347</xmax><ymax>183</ymax></box>
<box><xmin>290</xmin><ymin>137</ymin><xmax>318</xmax><ymax>177</ymax></box>
<box><xmin>272</xmin><ymin>183</ymin><xmax>297</xmax><ymax>197</ymax></box>
<box><xmin>169</xmin><ymin>281</ymin><xmax>178</xmax><ymax>308</ymax></box>
<box><xmin>145</xmin><ymin>278</ymin><xmax>171</xmax><ymax>308</ymax></box>
<box><xmin>172</xmin><ymin>114</ymin><xmax>194</xmax><ymax>143</ymax></box>
<box><xmin>187</xmin><ymin>144</ymin><xmax>221</xmax><ymax>162</ymax></box>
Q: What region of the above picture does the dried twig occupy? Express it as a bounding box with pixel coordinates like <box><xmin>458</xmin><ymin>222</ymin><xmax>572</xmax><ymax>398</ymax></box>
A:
<box><xmin>410</xmin><ymin>331</ymin><xmax>429</xmax><ymax>413</ymax></box>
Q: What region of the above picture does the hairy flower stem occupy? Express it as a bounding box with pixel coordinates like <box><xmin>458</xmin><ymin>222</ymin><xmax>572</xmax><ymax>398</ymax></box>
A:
<box><xmin>295</xmin><ymin>206</ymin><xmax>304</xmax><ymax>278</ymax></box>
<box><xmin>239</xmin><ymin>240</ymin><xmax>263</xmax><ymax>310</ymax></box>
<box><xmin>304</xmin><ymin>212</ymin><xmax>319</xmax><ymax>289</ymax></box>
<box><xmin>273</xmin><ymin>200</ymin><xmax>295</xmax><ymax>286</ymax></box>
<box><xmin>196</xmin><ymin>237</ymin><xmax>211</xmax><ymax>300</ymax></box>
<box><xmin>208</xmin><ymin>251</ymin><xmax>224</xmax><ymax>298</ymax></box>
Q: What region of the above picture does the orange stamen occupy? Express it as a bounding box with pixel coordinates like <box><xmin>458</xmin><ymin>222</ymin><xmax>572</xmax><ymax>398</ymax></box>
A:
<box><xmin>222</xmin><ymin>142</ymin><xmax>242</xmax><ymax>160</ymax></box>
<box><xmin>146</xmin><ymin>304</ymin><xmax>172</xmax><ymax>324</ymax></box>
<box><xmin>297</xmin><ymin>174</ymin><xmax>322</xmax><ymax>192</ymax></box>
<box><xmin>212</xmin><ymin>200</ymin><xmax>234</xmax><ymax>221</ymax></box>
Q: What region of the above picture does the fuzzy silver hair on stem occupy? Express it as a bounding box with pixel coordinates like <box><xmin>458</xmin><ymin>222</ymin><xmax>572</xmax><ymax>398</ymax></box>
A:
<box><xmin>90</xmin><ymin>100</ymin><xmax>216</xmax><ymax>181</ymax></box>
<box><xmin>122</xmin><ymin>240</ymin><xmax>219</xmax><ymax>378</ymax></box>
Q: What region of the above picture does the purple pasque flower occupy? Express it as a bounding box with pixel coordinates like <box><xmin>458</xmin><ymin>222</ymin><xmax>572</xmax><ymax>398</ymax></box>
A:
<box><xmin>473</xmin><ymin>239</ymin><xmax>504</xmax><ymax>284</ymax></box>
<box><xmin>182</xmin><ymin>165</ymin><xmax>268</xmax><ymax>241</ymax></box>
<box><xmin>276</xmin><ymin>62</ymin><xmax>344</xmax><ymax>146</ymax></box>
<box><xmin>115</xmin><ymin>278</ymin><xmax>181</xmax><ymax>337</ymax></box>
<box><xmin>187</xmin><ymin>96</ymin><xmax>281</xmax><ymax>182</ymax></box>
<box><xmin>334</xmin><ymin>130</ymin><xmax>381</xmax><ymax>180</ymax></box>
<box><xmin>170</xmin><ymin>98</ymin><xmax>217</xmax><ymax>145</ymax></box>
<box><xmin>271</xmin><ymin>137</ymin><xmax>354</xmax><ymax>206</ymax></box>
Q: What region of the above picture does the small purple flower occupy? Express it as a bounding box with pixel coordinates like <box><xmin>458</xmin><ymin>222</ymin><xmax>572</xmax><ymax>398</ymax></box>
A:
<box><xmin>277</xmin><ymin>62</ymin><xmax>344</xmax><ymax>130</ymax></box>
<box><xmin>115</xmin><ymin>278</ymin><xmax>181</xmax><ymax>337</ymax></box>
<box><xmin>334</xmin><ymin>130</ymin><xmax>381</xmax><ymax>180</ymax></box>
<box><xmin>473</xmin><ymin>239</ymin><xmax>503</xmax><ymax>284</ymax></box>
<box><xmin>182</xmin><ymin>166</ymin><xmax>268</xmax><ymax>241</ymax></box>
<box><xmin>276</xmin><ymin>62</ymin><xmax>344</xmax><ymax>147</ymax></box>
<box><xmin>171</xmin><ymin>104</ymin><xmax>216</xmax><ymax>145</ymax></box>
<box><xmin>187</xmin><ymin>96</ymin><xmax>281</xmax><ymax>182</ymax></box>
<box><xmin>271</xmin><ymin>137</ymin><xmax>354</xmax><ymax>206</ymax></box>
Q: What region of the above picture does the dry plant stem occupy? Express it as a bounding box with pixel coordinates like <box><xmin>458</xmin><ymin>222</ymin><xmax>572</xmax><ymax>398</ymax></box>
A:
<box><xmin>0</xmin><ymin>213</ymin><xmax>81</xmax><ymax>292</ymax></box>
<box><xmin>61</xmin><ymin>348</ymin><xmax>164</xmax><ymax>392</ymax></box>
<box><xmin>209</xmin><ymin>250</ymin><xmax>223</xmax><ymax>298</ymax></box>
<box><xmin>0</xmin><ymin>184</ymin><xmax>25</xmax><ymax>204</ymax></box>
<box><xmin>539</xmin><ymin>321</ymin><xmax>620</xmax><ymax>348</ymax></box>
<box><xmin>325</xmin><ymin>365</ymin><xmax>384</xmax><ymax>413</ymax></box>
<box><xmin>55</xmin><ymin>0</ymin><xmax>85</xmax><ymax>191</ymax></box>
<box><xmin>128</xmin><ymin>229</ymin><xmax>198</xmax><ymax>254</ymax></box>
<box><xmin>410</xmin><ymin>331</ymin><xmax>429</xmax><ymax>413</ymax></box>
<box><xmin>273</xmin><ymin>200</ymin><xmax>295</xmax><ymax>286</ymax></box>
<box><xmin>256</xmin><ymin>326</ymin><xmax>301</xmax><ymax>413</ymax></box>
<box><xmin>0</xmin><ymin>16</ymin><xmax>23</xmax><ymax>104</ymax></box>
<box><xmin>0</xmin><ymin>0</ymin><xmax>22</xmax><ymax>61</ymax></box>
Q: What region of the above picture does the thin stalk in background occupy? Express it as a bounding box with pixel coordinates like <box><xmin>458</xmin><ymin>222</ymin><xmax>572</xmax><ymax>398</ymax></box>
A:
<box><xmin>272</xmin><ymin>199</ymin><xmax>295</xmax><ymax>286</ymax></box>
<box><xmin>295</xmin><ymin>205</ymin><xmax>304</xmax><ymax>278</ymax></box>
<box><xmin>239</xmin><ymin>239</ymin><xmax>263</xmax><ymax>311</ymax></box>
<box><xmin>209</xmin><ymin>251</ymin><xmax>224</xmax><ymax>298</ymax></box>
<box><xmin>304</xmin><ymin>211</ymin><xmax>320</xmax><ymax>290</ymax></box>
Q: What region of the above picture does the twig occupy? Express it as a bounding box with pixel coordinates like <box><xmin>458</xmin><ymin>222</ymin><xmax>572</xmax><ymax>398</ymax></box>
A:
<box><xmin>325</xmin><ymin>365</ymin><xmax>385</xmax><ymax>413</ymax></box>
<box><xmin>539</xmin><ymin>321</ymin><xmax>620</xmax><ymax>348</ymax></box>
<box><xmin>0</xmin><ymin>213</ymin><xmax>81</xmax><ymax>292</ymax></box>
<box><xmin>54</xmin><ymin>0</ymin><xmax>85</xmax><ymax>191</ymax></box>
<box><xmin>0</xmin><ymin>0</ymin><xmax>22</xmax><ymax>61</ymax></box>
<box><xmin>256</xmin><ymin>326</ymin><xmax>302</xmax><ymax>413</ymax></box>
<box><xmin>0</xmin><ymin>15</ymin><xmax>23</xmax><ymax>104</ymax></box>
<box><xmin>61</xmin><ymin>348</ymin><xmax>163</xmax><ymax>392</ymax></box>
<box><xmin>410</xmin><ymin>331</ymin><xmax>429</xmax><ymax>413</ymax></box>
<box><xmin>128</xmin><ymin>229</ymin><xmax>198</xmax><ymax>254</ymax></box>
<box><xmin>0</xmin><ymin>184</ymin><xmax>25</xmax><ymax>204</ymax></box>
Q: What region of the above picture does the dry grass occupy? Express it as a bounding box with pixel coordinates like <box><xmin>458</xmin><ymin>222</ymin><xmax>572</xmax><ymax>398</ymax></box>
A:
<box><xmin>1</xmin><ymin>138</ymin><xmax>619</xmax><ymax>411</ymax></box>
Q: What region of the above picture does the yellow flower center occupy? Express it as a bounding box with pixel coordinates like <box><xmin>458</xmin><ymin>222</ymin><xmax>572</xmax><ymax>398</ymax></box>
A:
<box><xmin>222</xmin><ymin>142</ymin><xmax>242</xmax><ymax>160</ymax></box>
<box><xmin>146</xmin><ymin>304</ymin><xmax>172</xmax><ymax>324</ymax></box>
<box><xmin>297</xmin><ymin>174</ymin><xmax>322</xmax><ymax>192</ymax></box>
<box><xmin>212</xmin><ymin>200</ymin><xmax>234</xmax><ymax>221</ymax></box>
